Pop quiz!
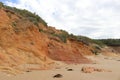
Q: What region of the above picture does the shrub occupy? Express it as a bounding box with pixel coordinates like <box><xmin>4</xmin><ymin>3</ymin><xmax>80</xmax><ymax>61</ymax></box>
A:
<box><xmin>39</xmin><ymin>29</ymin><xmax>44</xmax><ymax>32</ymax></box>
<box><xmin>69</xmin><ymin>35</ymin><xmax>92</xmax><ymax>45</ymax></box>
<box><xmin>0</xmin><ymin>2</ymin><xmax>4</xmax><ymax>8</ymax></box>
<box><xmin>91</xmin><ymin>50</ymin><xmax>100</xmax><ymax>55</ymax></box>
<box><xmin>58</xmin><ymin>33</ymin><xmax>67</xmax><ymax>43</ymax></box>
<box><xmin>7</xmin><ymin>12</ymin><xmax>12</xmax><ymax>19</ymax></box>
<box><xmin>51</xmin><ymin>30</ymin><xmax>69</xmax><ymax>43</ymax></box>
<box><xmin>77</xmin><ymin>36</ymin><xmax>91</xmax><ymax>44</ymax></box>
<box><xmin>92</xmin><ymin>40</ymin><xmax>105</xmax><ymax>47</ymax></box>
<box><xmin>69</xmin><ymin>33</ymin><xmax>77</xmax><ymax>39</ymax></box>
<box><xmin>3</xmin><ymin>5</ymin><xmax>47</xmax><ymax>26</ymax></box>
<box><xmin>99</xmin><ymin>39</ymin><xmax>120</xmax><ymax>46</ymax></box>
<box><xmin>12</xmin><ymin>22</ymin><xmax>17</xmax><ymax>27</ymax></box>
<box><xmin>57</xmin><ymin>30</ymin><xmax>69</xmax><ymax>43</ymax></box>
<box><xmin>51</xmin><ymin>33</ymin><xmax>67</xmax><ymax>43</ymax></box>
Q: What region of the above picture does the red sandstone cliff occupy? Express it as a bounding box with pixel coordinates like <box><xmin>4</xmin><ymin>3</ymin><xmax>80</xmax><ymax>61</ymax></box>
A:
<box><xmin>0</xmin><ymin>7</ymin><xmax>94</xmax><ymax>70</ymax></box>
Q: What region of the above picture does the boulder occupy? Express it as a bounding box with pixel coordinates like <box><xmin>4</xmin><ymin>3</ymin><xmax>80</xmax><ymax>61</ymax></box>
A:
<box><xmin>53</xmin><ymin>74</ymin><xmax>63</xmax><ymax>78</ymax></box>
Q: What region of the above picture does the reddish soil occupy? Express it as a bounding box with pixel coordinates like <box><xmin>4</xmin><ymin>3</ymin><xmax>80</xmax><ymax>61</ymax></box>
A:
<box><xmin>0</xmin><ymin>8</ymin><xmax>93</xmax><ymax>70</ymax></box>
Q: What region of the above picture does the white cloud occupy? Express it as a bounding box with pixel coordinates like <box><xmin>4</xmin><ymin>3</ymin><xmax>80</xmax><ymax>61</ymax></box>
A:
<box><xmin>4</xmin><ymin>0</ymin><xmax>120</xmax><ymax>39</ymax></box>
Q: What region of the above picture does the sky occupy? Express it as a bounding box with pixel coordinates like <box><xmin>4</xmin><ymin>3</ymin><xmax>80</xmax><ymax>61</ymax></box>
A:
<box><xmin>0</xmin><ymin>0</ymin><xmax>120</xmax><ymax>39</ymax></box>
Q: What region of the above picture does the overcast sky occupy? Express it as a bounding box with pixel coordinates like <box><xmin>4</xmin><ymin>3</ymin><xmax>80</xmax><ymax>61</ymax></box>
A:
<box><xmin>1</xmin><ymin>0</ymin><xmax>120</xmax><ymax>39</ymax></box>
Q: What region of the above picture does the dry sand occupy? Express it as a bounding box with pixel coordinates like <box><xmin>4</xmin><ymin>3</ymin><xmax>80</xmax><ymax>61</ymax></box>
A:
<box><xmin>0</xmin><ymin>55</ymin><xmax>120</xmax><ymax>80</ymax></box>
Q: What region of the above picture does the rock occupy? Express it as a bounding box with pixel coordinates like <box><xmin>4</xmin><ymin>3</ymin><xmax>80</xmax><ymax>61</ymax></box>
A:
<box><xmin>81</xmin><ymin>66</ymin><xmax>112</xmax><ymax>73</ymax></box>
<box><xmin>94</xmin><ymin>68</ymin><xmax>104</xmax><ymax>72</ymax></box>
<box><xmin>81</xmin><ymin>66</ymin><xmax>94</xmax><ymax>73</ymax></box>
<box><xmin>26</xmin><ymin>70</ymin><xmax>31</xmax><ymax>72</ymax></box>
<box><xmin>53</xmin><ymin>74</ymin><xmax>63</xmax><ymax>78</ymax></box>
<box><xmin>67</xmin><ymin>69</ymin><xmax>73</xmax><ymax>71</ymax></box>
<box><xmin>117</xmin><ymin>60</ymin><xmax>120</xmax><ymax>61</ymax></box>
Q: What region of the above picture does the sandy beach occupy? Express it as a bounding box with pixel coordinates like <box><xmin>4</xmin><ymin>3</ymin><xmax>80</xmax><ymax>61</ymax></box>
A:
<box><xmin>0</xmin><ymin>55</ymin><xmax>120</xmax><ymax>80</ymax></box>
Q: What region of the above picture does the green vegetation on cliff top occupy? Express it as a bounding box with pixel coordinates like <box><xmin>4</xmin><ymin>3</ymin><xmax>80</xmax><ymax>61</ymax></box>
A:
<box><xmin>0</xmin><ymin>2</ymin><xmax>47</xmax><ymax>26</ymax></box>
<box><xmin>0</xmin><ymin>2</ymin><xmax>120</xmax><ymax>45</ymax></box>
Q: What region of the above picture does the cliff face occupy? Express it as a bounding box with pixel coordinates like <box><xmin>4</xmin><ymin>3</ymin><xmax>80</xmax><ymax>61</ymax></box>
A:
<box><xmin>0</xmin><ymin>8</ymin><xmax>51</xmax><ymax>66</ymax></box>
<box><xmin>0</xmin><ymin>7</ymin><xmax>93</xmax><ymax>70</ymax></box>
